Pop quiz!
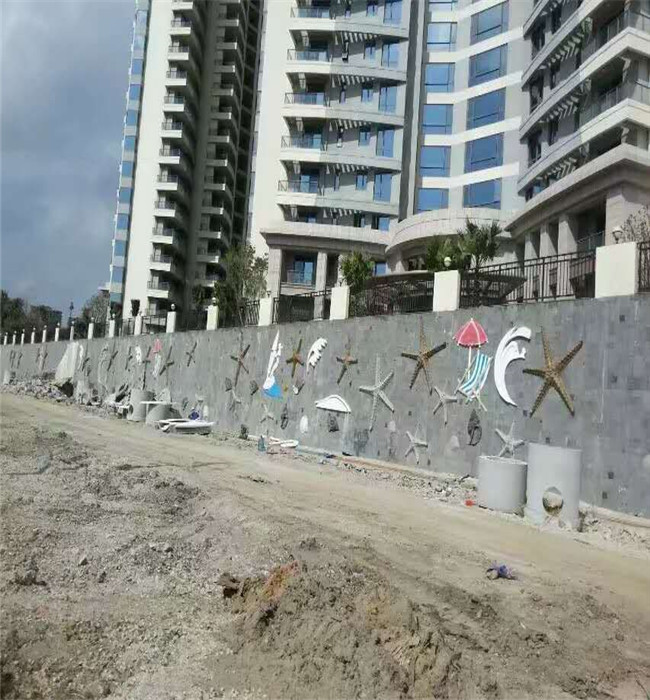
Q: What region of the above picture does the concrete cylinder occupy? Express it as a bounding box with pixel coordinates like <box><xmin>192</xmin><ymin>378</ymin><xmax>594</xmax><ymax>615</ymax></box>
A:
<box><xmin>145</xmin><ymin>402</ymin><xmax>172</xmax><ymax>426</ymax></box>
<box><xmin>127</xmin><ymin>389</ymin><xmax>154</xmax><ymax>422</ymax></box>
<box><xmin>477</xmin><ymin>456</ymin><xmax>528</xmax><ymax>514</ymax></box>
<box><xmin>525</xmin><ymin>443</ymin><xmax>582</xmax><ymax>528</ymax></box>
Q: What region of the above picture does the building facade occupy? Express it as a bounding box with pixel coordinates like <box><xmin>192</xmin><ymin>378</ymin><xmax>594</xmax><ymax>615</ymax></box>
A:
<box><xmin>249</xmin><ymin>0</ymin><xmax>532</xmax><ymax>297</ymax></box>
<box><xmin>506</xmin><ymin>0</ymin><xmax>650</xmax><ymax>255</ymax></box>
<box><xmin>107</xmin><ymin>0</ymin><xmax>262</xmax><ymax>323</ymax></box>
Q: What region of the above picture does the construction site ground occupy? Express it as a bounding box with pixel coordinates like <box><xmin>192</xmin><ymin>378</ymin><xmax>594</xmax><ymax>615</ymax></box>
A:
<box><xmin>1</xmin><ymin>393</ymin><xmax>649</xmax><ymax>700</ymax></box>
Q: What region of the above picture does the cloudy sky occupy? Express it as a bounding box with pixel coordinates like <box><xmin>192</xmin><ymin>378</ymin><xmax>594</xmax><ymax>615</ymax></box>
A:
<box><xmin>1</xmin><ymin>0</ymin><xmax>134</xmax><ymax>314</ymax></box>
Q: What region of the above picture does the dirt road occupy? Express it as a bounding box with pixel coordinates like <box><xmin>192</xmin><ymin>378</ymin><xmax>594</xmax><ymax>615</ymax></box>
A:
<box><xmin>1</xmin><ymin>394</ymin><xmax>649</xmax><ymax>700</ymax></box>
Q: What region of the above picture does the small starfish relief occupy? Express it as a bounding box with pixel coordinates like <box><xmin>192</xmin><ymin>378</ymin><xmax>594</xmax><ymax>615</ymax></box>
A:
<box><xmin>404</xmin><ymin>428</ymin><xmax>428</xmax><ymax>465</ymax></box>
<box><xmin>285</xmin><ymin>338</ymin><xmax>304</xmax><ymax>378</ymax></box>
<box><xmin>359</xmin><ymin>356</ymin><xmax>394</xmax><ymax>432</ymax></box>
<box><xmin>158</xmin><ymin>346</ymin><xmax>175</xmax><ymax>376</ymax></box>
<box><xmin>229</xmin><ymin>387</ymin><xmax>242</xmax><ymax>410</ymax></box>
<box><xmin>401</xmin><ymin>318</ymin><xmax>446</xmax><ymax>394</ymax></box>
<box><xmin>260</xmin><ymin>403</ymin><xmax>275</xmax><ymax>424</ymax></box>
<box><xmin>432</xmin><ymin>383</ymin><xmax>458</xmax><ymax>425</ymax></box>
<box><xmin>106</xmin><ymin>345</ymin><xmax>119</xmax><ymax>373</ymax></box>
<box><xmin>185</xmin><ymin>340</ymin><xmax>198</xmax><ymax>367</ymax></box>
<box><xmin>124</xmin><ymin>346</ymin><xmax>134</xmax><ymax>370</ymax></box>
<box><xmin>495</xmin><ymin>421</ymin><xmax>525</xmax><ymax>458</ymax></box>
<box><xmin>230</xmin><ymin>334</ymin><xmax>250</xmax><ymax>386</ymax></box>
<box><xmin>523</xmin><ymin>330</ymin><xmax>583</xmax><ymax>416</ymax></box>
<box><xmin>336</xmin><ymin>341</ymin><xmax>358</xmax><ymax>384</ymax></box>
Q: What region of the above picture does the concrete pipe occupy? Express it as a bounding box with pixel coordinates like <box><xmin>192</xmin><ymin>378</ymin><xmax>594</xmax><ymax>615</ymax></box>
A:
<box><xmin>477</xmin><ymin>456</ymin><xmax>527</xmax><ymax>514</ymax></box>
<box><xmin>525</xmin><ymin>443</ymin><xmax>582</xmax><ymax>528</ymax></box>
<box><xmin>145</xmin><ymin>402</ymin><xmax>172</xmax><ymax>426</ymax></box>
<box><xmin>127</xmin><ymin>389</ymin><xmax>154</xmax><ymax>422</ymax></box>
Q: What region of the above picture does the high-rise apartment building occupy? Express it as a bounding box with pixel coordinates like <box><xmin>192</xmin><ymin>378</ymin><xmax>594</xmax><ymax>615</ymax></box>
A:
<box><xmin>249</xmin><ymin>0</ymin><xmax>532</xmax><ymax>297</ymax></box>
<box><xmin>107</xmin><ymin>0</ymin><xmax>261</xmax><ymax>323</ymax></box>
<box><xmin>506</xmin><ymin>0</ymin><xmax>650</xmax><ymax>253</ymax></box>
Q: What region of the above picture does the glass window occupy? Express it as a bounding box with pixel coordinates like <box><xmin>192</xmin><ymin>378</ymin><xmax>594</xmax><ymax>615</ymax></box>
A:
<box><xmin>471</xmin><ymin>2</ymin><xmax>508</xmax><ymax>44</ymax></box>
<box><xmin>111</xmin><ymin>266</ymin><xmax>125</xmax><ymax>284</ymax></box>
<box><xmin>429</xmin><ymin>0</ymin><xmax>457</xmax><ymax>10</ymax></box>
<box><xmin>354</xmin><ymin>212</ymin><xmax>366</xmax><ymax>227</ymax></box>
<box><xmin>374</xmin><ymin>172</ymin><xmax>392</xmax><ymax>201</ymax></box>
<box><xmin>419</xmin><ymin>146</ymin><xmax>450</xmax><ymax>176</ymax></box>
<box><xmin>113</xmin><ymin>240</ymin><xmax>127</xmax><ymax>257</ymax></box>
<box><xmin>417</xmin><ymin>188</ymin><xmax>449</xmax><ymax>211</ymax></box>
<box><xmin>135</xmin><ymin>9</ymin><xmax>148</xmax><ymax>32</ymax></box>
<box><xmin>118</xmin><ymin>187</ymin><xmax>132</xmax><ymax>204</ymax></box>
<box><xmin>372</xmin><ymin>215</ymin><xmax>391</xmax><ymax>231</ymax></box>
<box><xmin>110</xmin><ymin>292</ymin><xmax>122</xmax><ymax>303</ymax></box>
<box><xmin>339</xmin><ymin>86</ymin><xmax>346</xmax><ymax>103</ymax></box>
<box><xmin>378</xmin><ymin>85</ymin><xmax>397</xmax><ymax>112</ymax></box>
<box><xmin>356</xmin><ymin>171</ymin><xmax>368</xmax><ymax>190</ymax></box>
<box><xmin>359</xmin><ymin>126</ymin><xmax>371</xmax><ymax>145</ymax></box>
<box><xmin>465</xmin><ymin>133</ymin><xmax>503</xmax><ymax>172</ymax></box>
<box><xmin>381</xmin><ymin>41</ymin><xmax>399</xmax><ymax>67</ymax></box>
<box><xmin>550</xmin><ymin>63</ymin><xmax>560</xmax><ymax>89</ymax></box>
<box><xmin>384</xmin><ymin>0</ymin><xmax>402</xmax><ymax>23</ymax></box>
<box><xmin>548</xmin><ymin>118</ymin><xmax>559</xmax><ymax>145</ymax></box>
<box><xmin>367</xmin><ymin>0</ymin><xmax>378</xmax><ymax>16</ymax></box>
<box><xmin>467</xmin><ymin>89</ymin><xmax>505</xmax><ymax>128</ymax></box>
<box><xmin>121</xmin><ymin>161</ymin><xmax>134</xmax><ymax>177</ymax></box>
<box><xmin>123</xmin><ymin>136</ymin><xmax>136</xmax><ymax>152</ymax></box>
<box><xmin>427</xmin><ymin>23</ymin><xmax>457</xmax><ymax>51</ymax></box>
<box><xmin>131</xmin><ymin>58</ymin><xmax>144</xmax><ymax>75</ymax></box>
<box><xmin>364</xmin><ymin>40</ymin><xmax>375</xmax><ymax>59</ymax></box>
<box><xmin>373</xmin><ymin>262</ymin><xmax>387</xmax><ymax>276</ymax></box>
<box><xmin>425</xmin><ymin>63</ymin><xmax>454</xmax><ymax>93</ymax></box>
<box><xmin>376</xmin><ymin>128</ymin><xmax>394</xmax><ymax>157</ymax></box>
<box><xmin>469</xmin><ymin>45</ymin><xmax>507</xmax><ymax>86</ymax></box>
<box><xmin>422</xmin><ymin>104</ymin><xmax>452</xmax><ymax>134</ymax></box>
<box><xmin>463</xmin><ymin>179</ymin><xmax>501</xmax><ymax>208</ymax></box>
<box><xmin>128</xmin><ymin>84</ymin><xmax>141</xmax><ymax>101</ymax></box>
<box><xmin>361</xmin><ymin>83</ymin><xmax>373</xmax><ymax>102</ymax></box>
<box><xmin>125</xmin><ymin>109</ymin><xmax>138</xmax><ymax>126</ymax></box>
<box><xmin>116</xmin><ymin>213</ymin><xmax>130</xmax><ymax>230</ymax></box>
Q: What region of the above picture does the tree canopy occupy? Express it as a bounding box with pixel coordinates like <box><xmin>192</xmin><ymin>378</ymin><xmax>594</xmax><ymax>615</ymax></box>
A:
<box><xmin>340</xmin><ymin>251</ymin><xmax>374</xmax><ymax>293</ymax></box>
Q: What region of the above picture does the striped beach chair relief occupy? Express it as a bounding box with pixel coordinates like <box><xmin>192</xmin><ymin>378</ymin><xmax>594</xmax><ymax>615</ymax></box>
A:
<box><xmin>457</xmin><ymin>351</ymin><xmax>491</xmax><ymax>411</ymax></box>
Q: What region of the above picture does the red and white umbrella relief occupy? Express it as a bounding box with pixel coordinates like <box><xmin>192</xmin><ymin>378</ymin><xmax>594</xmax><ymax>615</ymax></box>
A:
<box><xmin>453</xmin><ymin>318</ymin><xmax>488</xmax><ymax>367</ymax></box>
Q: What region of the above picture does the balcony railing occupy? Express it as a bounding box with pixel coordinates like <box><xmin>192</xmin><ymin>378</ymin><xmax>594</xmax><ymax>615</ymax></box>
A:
<box><xmin>287</xmin><ymin>49</ymin><xmax>331</xmax><ymax>62</ymax></box>
<box><xmin>579</xmin><ymin>82</ymin><xmax>650</xmax><ymax>128</ymax></box>
<box><xmin>459</xmin><ymin>251</ymin><xmax>596</xmax><ymax>308</ymax></box>
<box><xmin>148</xmin><ymin>280</ymin><xmax>174</xmax><ymax>292</ymax></box>
<box><xmin>220</xmin><ymin>299</ymin><xmax>260</xmax><ymax>328</ymax></box>
<box><xmin>581</xmin><ymin>11</ymin><xmax>650</xmax><ymax>63</ymax></box>
<box><xmin>278</xmin><ymin>179</ymin><xmax>322</xmax><ymax>194</ymax></box>
<box><xmin>290</xmin><ymin>6</ymin><xmax>331</xmax><ymax>18</ymax></box>
<box><xmin>150</xmin><ymin>253</ymin><xmax>176</xmax><ymax>264</ymax></box>
<box><xmin>281</xmin><ymin>135</ymin><xmax>326</xmax><ymax>150</ymax></box>
<box><xmin>161</xmin><ymin>120</ymin><xmax>185</xmax><ymax>132</ymax></box>
<box><xmin>639</xmin><ymin>241</ymin><xmax>650</xmax><ymax>293</ymax></box>
<box><xmin>285</xmin><ymin>269</ymin><xmax>315</xmax><ymax>286</ymax></box>
<box><xmin>166</xmin><ymin>70</ymin><xmax>188</xmax><ymax>80</ymax></box>
<box><xmin>170</xmin><ymin>18</ymin><xmax>192</xmax><ymax>29</ymax></box>
<box><xmin>273</xmin><ymin>289</ymin><xmax>331</xmax><ymax>324</ymax></box>
<box><xmin>284</xmin><ymin>92</ymin><xmax>329</xmax><ymax>105</ymax></box>
<box><xmin>349</xmin><ymin>277</ymin><xmax>434</xmax><ymax>318</ymax></box>
<box><xmin>576</xmin><ymin>231</ymin><xmax>603</xmax><ymax>253</ymax></box>
<box><xmin>163</xmin><ymin>95</ymin><xmax>186</xmax><ymax>106</ymax></box>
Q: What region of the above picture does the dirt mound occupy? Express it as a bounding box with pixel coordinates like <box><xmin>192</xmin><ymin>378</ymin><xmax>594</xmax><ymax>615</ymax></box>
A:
<box><xmin>221</xmin><ymin>560</ymin><xmax>488</xmax><ymax>699</ymax></box>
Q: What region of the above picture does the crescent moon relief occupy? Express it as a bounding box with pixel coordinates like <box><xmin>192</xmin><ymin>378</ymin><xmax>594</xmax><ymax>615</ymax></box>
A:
<box><xmin>493</xmin><ymin>326</ymin><xmax>532</xmax><ymax>406</ymax></box>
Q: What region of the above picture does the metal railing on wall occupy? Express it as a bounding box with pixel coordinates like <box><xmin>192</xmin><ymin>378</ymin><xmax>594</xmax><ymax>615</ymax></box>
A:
<box><xmin>141</xmin><ymin>314</ymin><xmax>168</xmax><ymax>334</ymax></box>
<box><xmin>220</xmin><ymin>300</ymin><xmax>260</xmax><ymax>328</ymax></box>
<box><xmin>118</xmin><ymin>318</ymin><xmax>136</xmax><ymax>337</ymax></box>
<box><xmin>639</xmin><ymin>241</ymin><xmax>650</xmax><ymax>293</ymax></box>
<box><xmin>459</xmin><ymin>251</ymin><xmax>596</xmax><ymax>308</ymax></box>
<box><xmin>177</xmin><ymin>309</ymin><xmax>207</xmax><ymax>333</ymax></box>
<box><xmin>349</xmin><ymin>277</ymin><xmax>435</xmax><ymax>318</ymax></box>
<box><xmin>273</xmin><ymin>290</ymin><xmax>331</xmax><ymax>324</ymax></box>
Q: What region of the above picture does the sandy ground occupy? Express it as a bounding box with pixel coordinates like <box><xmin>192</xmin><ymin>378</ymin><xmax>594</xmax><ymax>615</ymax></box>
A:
<box><xmin>1</xmin><ymin>393</ymin><xmax>649</xmax><ymax>700</ymax></box>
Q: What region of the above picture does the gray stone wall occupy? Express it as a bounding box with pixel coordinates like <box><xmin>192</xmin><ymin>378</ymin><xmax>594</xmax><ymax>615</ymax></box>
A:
<box><xmin>2</xmin><ymin>296</ymin><xmax>649</xmax><ymax>516</ymax></box>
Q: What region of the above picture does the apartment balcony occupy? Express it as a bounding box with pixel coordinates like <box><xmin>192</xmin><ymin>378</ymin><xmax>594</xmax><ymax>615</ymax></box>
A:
<box><xmin>287</xmin><ymin>6</ymin><xmax>408</xmax><ymax>40</ymax></box>
<box><xmin>161</xmin><ymin>121</ymin><xmax>193</xmax><ymax>152</ymax></box>
<box><xmin>198</xmin><ymin>228</ymin><xmax>230</xmax><ymax>245</ymax></box>
<box><xmin>151</xmin><ymin>228</ymin><xmax>186</xmax><ymax>255</ymax></box>
<box><xmin>286</xmin><ymin>49</ymin><xmax>407</xmax><ymax>83</ymax></box>
<box><xmin>282</xmin><ymin>92</ymin><xmax>404</xmax><ymax>127</ymax></box>
<box><xmin>169</xmin><ymin>18</ymin><xmax>203</xmax><ymax>53</ymax></box>
<box><xmin>147</xmin><ymin>279</ymin><xmax>182</xmax><ymax>302</ymax></box>
<box><xmin>153</xmin><ymin>200</ymin><xmax>188</xmax><ymax>228</ymax></box>
<box><xmin>519</xmin><ymin>82</ymin><xmax>650</xmax><ymax>193</ymax></box>
<box><xmin>162</xmin><ymin>94</ymin><xmax>196</xmax><ymax>128</ymax></box>
<box><xmin>212</xmin><ymin>63</ymin><xmax>243</xmax><ymax>93</ymax></box>
<box><xmin>158</xmin><ymin>148</ymin><xmax>193</xmax><ymax>178</ymax></box>
<box><xmin>200</xmin><ymin>203</ymin><xmax>232</xmax><ymax>227</ymax></box>
<box><xmin>276</xmin><ymin>180</ymin><xmax>399</xmax><ymax>216</ymax></box>
<box><xmin>196</xmin><ymin>248</ymin><xmax>222</xmax><ymax>265</ymax></box>
<box><xmin>203</xmin><ymin>181</ymin><xmax>234</xmax><ymax>202</ymax></box>
<box><xmin>156</xmin><ymin>175</ymin><xmax>191</xmax><ymax>205</ymax></box>
<box><xmin>172</xmin><ymin>0</ymin><xmax>204</xmax><ymax>28</ymax></box>
<box><xmin>280</xmin><ymin>137</ymin><xmax>401</xmax><ymax>171</ymax></box>
<box><xmin>149</xmin><ymin>252</ymin><xmax>183</xmax><ymax>279</ymax></box>
<box><xmin>196</xmin><ymin>272</ymin><xmax>225</xmax><ymax>288</ymax></box>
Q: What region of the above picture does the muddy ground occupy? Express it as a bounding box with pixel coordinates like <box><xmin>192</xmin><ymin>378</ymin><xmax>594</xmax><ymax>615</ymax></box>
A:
<box><xmin>1</xmin><ymin>393</ymin><xmax>649</xmax><ymax>700</ymax></box>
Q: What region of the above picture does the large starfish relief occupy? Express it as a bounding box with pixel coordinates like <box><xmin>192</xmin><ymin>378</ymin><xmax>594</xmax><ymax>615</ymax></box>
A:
<box><xmin>401</xmin><ymin>318</ymin><xmax>446</xmax><ymax>394</ymax></box>
<box><xmin>359</xmin><ymin>356</ymin><xmax>394</xmax><ymax>431</ymax></box>
<box><xmin>523</xmin><ymin>330</ymin><xmax>583</xmax><ymax>416</ymax></box>
<box><xmin>285</xmin><ymin>338</ymin><xmax>304</xmax><ymax>378</ymax></box>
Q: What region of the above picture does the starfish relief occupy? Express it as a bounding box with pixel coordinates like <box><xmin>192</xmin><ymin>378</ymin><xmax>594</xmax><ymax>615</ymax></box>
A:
<box><xmin>401</xmin><ymin>318</ymin><xmax>446</xmax><ymax>394</ymax></box>
<box><xmin>359</xmin><ymin>356</ymin><xmax>394</xmax><ymax>432</ymax></box>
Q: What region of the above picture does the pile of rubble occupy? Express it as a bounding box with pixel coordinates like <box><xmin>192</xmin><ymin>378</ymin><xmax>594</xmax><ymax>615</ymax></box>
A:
<box><xmin>1</xmin><ymin>377</ymin><xmax>75</xmax><ymax>404</ymax></box>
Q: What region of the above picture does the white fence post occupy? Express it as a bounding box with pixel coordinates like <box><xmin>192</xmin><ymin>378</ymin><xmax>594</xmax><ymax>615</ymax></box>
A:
<box><xmin>166</xmin><ymin>304</ymin><xmax>177</xmax><ymax>333</ymax></box>
<box><xmin>41</xmin><ymin>327</ymin><xmax>47</xmax><ymax>343</ymax></box>
<box><xmin>20</xmin><ymin>330</ymin><xmax>25</xmax><ymax>345</ymax></box>
<box><xmin>595</xmin><ymin>241</ymin><xmax>638</xmax><ymax>298</ymax></box>
<box><xmin>206</xmin><ymin>303</ymin><xmax>219</xmax><ymax>331</ymax></box>
<box><xmin>329</xmin><ymin>286</ymin><xmax>350</xmax><ymax>320</ymax></box>
<box><xmin>88</xmin><ymin>318</ymin><xmax>95</xmax><ymax>340</ymax></box>
<box><xmin>69</xmin><ymin>323</ymin><xmax>75</xmax><ymax>341</ymax></box>
<box><xmin>258</xmin><ymin>297</ymin><xmax>274</xmax><ymax>326</ymax></box>
<box><xmin>108</xmin><ymin>316</ymin><xmax>116</xmax><ymax>338</ymax></box>
<box><xmin>30</xmin><ymin>327</ymin><xmax>36</xmax><ymax>344</ymax></box>
<box><xmin>433</xmin><ymin>270</ymin><xmax>461</xmax><ymax>312</ymax></box>
<box><xmin>54</xmin><ymin>324</ymin><xmax>60</xmax><ymax>342</ymax></box>
<box><xmin>134</xmin><ymin>313</ymin><xmax>143</xmax><ymax>336</ymax></box>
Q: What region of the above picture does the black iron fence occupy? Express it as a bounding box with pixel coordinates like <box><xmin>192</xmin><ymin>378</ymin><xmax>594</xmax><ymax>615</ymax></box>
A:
<box><xmin>220</xmin><ymin>300</ymin><xmax>260</xmax><ymax>328</ymax></box>
<box><xmin>118</xmin><ymin>317</ymin><xmax>136</xmax><ymax>337</ymax></box>
<box><xmin>141</xmin><ymin>314</ymin><xmax>168</xmax><ymax>334</ymax></box>
<box><xmin>349</xmin><ymin>278</ymin><xmax>435</xmax><ymax>318</ymax></box>
<box><xmin>273</xmin><ymin>289</ymin><xmax>331</xmax><ymax>324</ymax></box>
<box><xmin>639</xmin><ymin>241</ymin><xmax>650</xmax><ymax>293</ymax></box>
<box><xmin>460</xmin><ymin>251</ymin><xmax>596</xmax><ymax>308</ymax></box>
<box><xmin>177</xmin><ymin>309</ymin><xmax>207</xmax><ymax>332</ymax></box>
<box><xmin>92</xmin><ymin>322</ymin><xmax>107</xmax><ymax>339</ymax></box>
